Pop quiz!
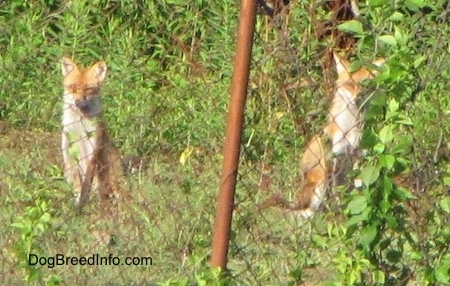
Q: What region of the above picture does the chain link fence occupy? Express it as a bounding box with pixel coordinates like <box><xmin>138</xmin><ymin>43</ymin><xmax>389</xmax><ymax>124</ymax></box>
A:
<box><xmin>227</xmin><ymin>1</ymin><xmax>450</xmax><ymax>284</ymax></box>
<box><xmin>1</xmin><ymin>0</ymin><xmax>450</xmax><ymax>284</ymax></box>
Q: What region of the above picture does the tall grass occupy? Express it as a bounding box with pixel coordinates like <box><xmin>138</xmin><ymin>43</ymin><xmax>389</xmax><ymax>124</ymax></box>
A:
<box><xmin>1</xmin><ymin>0</ymin><xmax>450</xmax><ymax>284</ymax></box>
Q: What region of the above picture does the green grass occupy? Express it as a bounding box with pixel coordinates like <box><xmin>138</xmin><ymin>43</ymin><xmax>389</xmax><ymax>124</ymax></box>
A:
<box><xmin>1</xmin><ymin>0</ymin><xmax>450</xmax><ymax>285</ymax></box>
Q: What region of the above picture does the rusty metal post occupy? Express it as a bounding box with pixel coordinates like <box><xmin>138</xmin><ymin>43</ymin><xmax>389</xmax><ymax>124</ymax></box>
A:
<box><xmin>211</xmin><ymin>0</ymin><xmax>257</xmax><ymax>270</ymax></box>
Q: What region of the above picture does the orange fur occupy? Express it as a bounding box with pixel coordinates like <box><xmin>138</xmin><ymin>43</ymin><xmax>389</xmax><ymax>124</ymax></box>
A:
<box><xmin>297</xmin><ymin>135</ymin><xmax>328</xmax><ymax>217</ymax></box>
<box><xmin>324</xmin><ymin>52</ymin><xmax>385</xmax><ymax>155</ymax></box>
<box><xmin>61</xmin><ymin>57</ymin><xmax>123</xmax><ymax>212</ymax></box>
<box><xmin>258</xmin><ymin>135</ymin><xmax>328</xmax><ymax>218</ymax></box>
<box><xmin>260</xmin><ymin>52</ymin><xmax>385</xmax><ymax>218</ymax></box>
<box><xmin>299</xmin><ymin>52</ymin><xmax>385</xmax><ymax>216</ymax></box>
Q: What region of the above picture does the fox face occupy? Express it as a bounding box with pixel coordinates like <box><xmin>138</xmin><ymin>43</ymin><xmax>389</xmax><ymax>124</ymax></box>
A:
<box><xmin>333</xmin><ymin>52</ymin><xmax>385</xmax><ymax>96</ymax></box>
<box><xmin>61</xmin><ymin>57</ymin><xmax>107</xmax><ymax>116</ymax></box>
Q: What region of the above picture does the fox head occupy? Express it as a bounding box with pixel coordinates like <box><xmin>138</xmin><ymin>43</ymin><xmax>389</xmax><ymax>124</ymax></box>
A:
<box><xmin>61</xmin><ymin>57</ymin><xmax>107</xmax><ymax>112</ymax></box>
<box><xmin>333</xmin><ymin>52</ymin><xmax>385</xmax><ymax>97</ymax></box>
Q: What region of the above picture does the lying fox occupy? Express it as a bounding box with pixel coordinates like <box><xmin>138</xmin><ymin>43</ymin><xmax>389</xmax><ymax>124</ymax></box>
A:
<box><xmin>61</xmin><ymin>57</ymin><xmax>123</xmax><ymax>211</ymax></box>
<box><xmin>260</xmin><ymin>52</ymin><xmax>385</xmax><ymax>217</ymax></box>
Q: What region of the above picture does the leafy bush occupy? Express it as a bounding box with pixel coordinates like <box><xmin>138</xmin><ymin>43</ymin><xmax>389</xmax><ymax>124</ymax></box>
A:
<box><xmin>1</xmin><ymin>0</ymin><xmax>449</xmax><ymax>284</ymax></box>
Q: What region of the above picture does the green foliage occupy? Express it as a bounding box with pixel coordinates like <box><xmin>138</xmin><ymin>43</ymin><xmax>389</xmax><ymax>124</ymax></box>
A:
<box><xmin>1</xmin><ymin>0</ymin><xmax>450</xmax><ymax>285</ymax></box>
<box><xmin>0</xmin><ymin>0</ymin><xmax>234</xmax><ymax>156</ymax></box>
<box><xmin>331</xmin><ymin>1</ymin><xmax>450</xmax><ymax>284</ymax></box>
<box><xmin>11</xmin><ymin>197</ymin><xmax>56</xmax><ymax>282</ymax></box>
<box><xmin>338</xmin><ymin>20</ymin><xmax>364</xmax><ymax>35</ymax></box>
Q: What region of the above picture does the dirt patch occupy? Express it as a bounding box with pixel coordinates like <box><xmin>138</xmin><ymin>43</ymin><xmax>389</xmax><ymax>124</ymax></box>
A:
<box><xmin>0</xmin><ymin>127</ymin><xmax>62</xmax><ymax>168</ymax></box>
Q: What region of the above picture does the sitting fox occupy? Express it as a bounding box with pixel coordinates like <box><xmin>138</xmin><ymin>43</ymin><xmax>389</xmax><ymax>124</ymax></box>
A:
<box><xmin>324</xmin><ymin>52</ymin><xmax>386</xmax><ymax>156</ymax></box>
<box><xmin>260</xmin><ymin>52</ymin><xmax>385</xmax><ymax>217</ymax></box>
<box><xmin>61</xmin><ymin>57</ymin><xmax>123</xmax><ymax>211</ymax></box>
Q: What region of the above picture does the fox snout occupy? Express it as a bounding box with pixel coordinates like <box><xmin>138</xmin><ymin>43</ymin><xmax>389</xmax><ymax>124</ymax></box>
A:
<box><xmin>72</xmin><ymin>86</ymin><xmax>100</xmax><ymax>110</ymax></box>
<box><xmin>74</xmin><ymin>96</ymin><xmax>97</xmax><ymax>113</ymax></box>
<box><xmin>75</xmin><ymin>97</ymin><xmax>92</xmax><ymax>108</ymax></box>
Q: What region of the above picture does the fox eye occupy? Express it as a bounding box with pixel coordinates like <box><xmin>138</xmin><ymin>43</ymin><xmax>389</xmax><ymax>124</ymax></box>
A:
<box><xmin>84</xmin><ymin>87</ymin><xmax>99</xmax><ymax>97</ymax></box>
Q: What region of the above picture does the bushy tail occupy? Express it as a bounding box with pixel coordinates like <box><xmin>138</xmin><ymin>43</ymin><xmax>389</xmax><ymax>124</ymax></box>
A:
<box><xmin>259</xmin><ymin>135</ymin><xmax>329</xmax><ymax>218</ymax></box>
<box><xmin>297</xmin><ymin>135</ymin><xmax>329</xmax><ymax>217</ymax></box>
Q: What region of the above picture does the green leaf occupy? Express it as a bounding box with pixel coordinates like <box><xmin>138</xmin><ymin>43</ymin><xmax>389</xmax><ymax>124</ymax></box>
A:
<box><xmin>166</xmin><ymin>0</ymin><xmax>186</xmax><ymax>5</ymax></box>
<box><xmin>69</xmin><ymin>145</ymin><xmax>79</xmax><ymax>159</ymax></box>
<box><xmin>378</xmin><ymin>35</ymin><xmax>397</xmax><ymax>47</ymax></box>
<box><xmin>348</xmin><ymin>195</ymin><xmax>368</xmax><ymax>215</ymax></box>
<box><xmin>349</xmin><ymin>61</ymin><xmax>363</xmax><ymax>72</ymax></box>
<box><xmin>382</xmin><ymin>176</ymin><xmax>394</xmax><ymax>195</ymax></box>
<box><xmin>405</xmin><ymin>0</ymin><xmax>426</xmax><ymax>11</ymax></box>
<box><xmin>439</xmin><ymin>197</ymin><xmax>450</xmax><ymax>214</ymax></box>
<box><xmin>379</xmin><ymin>154</ymin><xmax>395</xmax><ymax>170</ymax></box>
<box><xmin>312</xmin><ymin>234</ymin><xmax>327</xmax><ymax>248</ymax></box>
<box><xmin>413</xmin><ymin>56</ymin><xmax>426</xmax><ymax>68</ymax></box>
<box><xmin>338</xmin><ymin>20</ymin><xmax>364</xmax><ymax>35</ymax></box>
<box><xmin>11</xmin><ymin>222</ymin><xmax>25</xmax><ymax>230</ymax></box>
<box><xmin>394</xmin><ymin>187</ymin><xmax>416</xmax><ymax>201</ymax></box>
<box><xmin>385</xmin><ymin>214</ymin><xmax>399</xmax><ymax>228</ymax></box>
<box><xmin>394</xmin><ymin>26</ymin><xmax>407</xmax><ymax>46</ymax></box>
<box><xmin>373</xmin><ymin>142</ymin><xmax>385</xmax><ymax>154</ymax></box>
<box><xmin>388</xmin><ymin>99</ymin><xmax>399</xmax><ymax>112</ymax></box>
<box><xmin>379</xmin><ymin>125</ymin><xmax>394</xmax><ymax>144</ymax></box>
<box><xmin>444</xmin><ymin>177</ymin><xmax>450</xmax><ymax>187</ymax></box>
<box><xmin>35</xmin><ymin>223</ymin><xmax>45</xmax><ymax>235</ymax></box>
<box><xmin>369</xmin><ymin>0</ymin><xmax>388</xmax><ymax>7</ymax></box>
<box><xmin>386</xmin><ymin>250</ymin><xmax>402</xmax><ymax>263</ymax></box>
<box><xmin>40</xmin><ymin>212</ymin><xmax>51</xmax><ymax>223</ymax></box>
<box><xmin>359</xmin><ymin>225</ymin><xmax>378</xmax><ymax>250</ymax></box>
<box><xmin>436</xmin><ymin>254</ymin><xmax>450</xmax><ymax>283</ymax></box>
<box><xmin>346</xmin><ymin>207</ymin><xmax>371</xmax><ymax>227</ymax></box>
<box><xmin>389</xmin><ymin>12</ymin><xmax>404</xmax><ymax>22</ymax></box>
<box><xmin>373</xmin><ymin>270</ymin><xmax>386</xmax><ymax>283</ymax></box>
<box><xmin>410</xmin><ymin>251</ymin><xmax>423</xmax><ymax>260</ymax></box>
<box><xmin>395</xmin><ymin>114</ymin><xmax>413</xmax><ymax>126</ymax></box>
<box><xmin>360</xmin><ymin>166</ymin><xmax>380</xmax><ymax>187</ymax></box>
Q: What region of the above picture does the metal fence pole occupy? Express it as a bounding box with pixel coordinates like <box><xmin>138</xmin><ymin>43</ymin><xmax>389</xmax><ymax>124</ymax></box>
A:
<box><xmin>210</xmin><ymin>0</ymin><xmax>257</xmax><ymax>270</ymax></box>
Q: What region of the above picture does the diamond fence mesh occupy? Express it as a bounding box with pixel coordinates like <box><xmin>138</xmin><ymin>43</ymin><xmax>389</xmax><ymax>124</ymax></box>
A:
<box><xmin>221</xmin><ymin>1</ymin><xmax>450</xmax><ymax>285</ymax></box>
<box><xmin>1</xmin><ymin>0</ymin><xmax>450</xmax><ymax>285</ymax></box>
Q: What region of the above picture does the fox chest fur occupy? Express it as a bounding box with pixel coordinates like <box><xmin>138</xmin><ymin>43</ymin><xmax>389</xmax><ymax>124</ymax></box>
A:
<box><xmin>61</xmin><ymin>94</ymin><xmax>102</xmax><ymax>185</ymax></box>
<box><xmin>324</xmin><ymin>82</ymin><xmax>362</xmax><ymax>155</ymax></box>
<box><xmin>324</xmin><ymin>53</ymin><xmax>385</xmax><ymax>156</ymax></box>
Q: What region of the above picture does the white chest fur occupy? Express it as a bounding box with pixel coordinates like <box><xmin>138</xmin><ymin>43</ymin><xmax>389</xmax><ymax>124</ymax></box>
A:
<box><xmin>61</xmin><ymin>94</ymin><xmax>102</xmax><ymax>200</ymax></box>
<box><xmin>328</xmin><ymin>87</ymin><xmax>362</xmax><ymax>155</ymax></box>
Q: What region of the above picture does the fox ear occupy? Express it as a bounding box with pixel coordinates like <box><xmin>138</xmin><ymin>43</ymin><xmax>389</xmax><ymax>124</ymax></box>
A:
<box><xmin>333</xmin><ymin>52</ymin><xmax>349</xmax><ymax>75</ymax></box>
<box><xmin>61</xmin><ymin>57</ymin><xmax>77</xmax><ymax>77</ymax></box>
<box><xmin>90</xmin><ymin>61</ymin><xmax>107</xmax><ymax>83</ymax></box>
